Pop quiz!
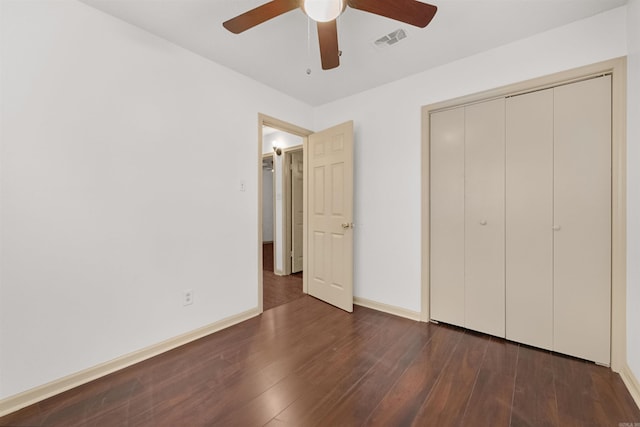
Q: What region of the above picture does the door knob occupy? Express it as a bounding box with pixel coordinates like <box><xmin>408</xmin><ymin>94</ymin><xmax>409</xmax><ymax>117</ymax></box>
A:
<box><xmin>479</xmin><ymin>220</ymin><xmax>487</xmax><ymax>226</ymax></box>
<box><xmin>341</xmin><ymin>222</ymin><xmax>354</xmax><ymax>229</ymax></box>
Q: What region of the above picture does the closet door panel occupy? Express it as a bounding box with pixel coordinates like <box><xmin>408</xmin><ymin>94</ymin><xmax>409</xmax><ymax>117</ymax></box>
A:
<box><xmin>553</xmin><ymin>76</ymin><xmax>611</xmax><ymax>365</ymax></box>
<box><xmin>464</xmin><ymin>98</ymin><xmax>505</xmax><ymax>337</ymax></box>
<box><xmin>430</xmin><ymin>107</ymin><xmax>465</xmax><ymax>327</ymax></box>
<box><xmin>505</xmin><ymin>89</ymin><xmax>554</xmax><ymax>350</ymax></box>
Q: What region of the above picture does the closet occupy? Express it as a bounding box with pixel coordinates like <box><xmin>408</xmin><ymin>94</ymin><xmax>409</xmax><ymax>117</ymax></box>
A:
<box><xmin>430</xmin><ymin>75</ymin><xmax>611</xmax><ymax>365</ymax></box>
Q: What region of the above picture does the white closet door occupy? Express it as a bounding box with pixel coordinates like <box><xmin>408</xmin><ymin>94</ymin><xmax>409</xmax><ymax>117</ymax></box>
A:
<box><xmin>505</xmin><ymin>89</ymin><xmax>554</xmax><ymax>350</ymax></box>
<box><xmin>430</xmin><ymin>107</ymin><xmax>465</xmax><ymax>327</ymax></box>
<box><xmin>553</xmin><ymin>76</ymin><xmax>611</xmax><ymax>365</ymax></box>
<box><xmin>464</xmin><ymin>98</ymin><xmax>505</xmax><ymax>337</ymax></box>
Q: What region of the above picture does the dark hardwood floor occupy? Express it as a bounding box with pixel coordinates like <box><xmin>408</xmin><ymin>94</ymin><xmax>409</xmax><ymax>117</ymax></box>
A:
<box><xmin>263</xmin><ymin>270</ymin><xmax>304</xmax><ymax>311</ymax></box>
<box><xmin>263</xmin><ymin>241</ymin><xmax>275</xmax><ymax>272</ymax></box>
<box><xmin>1</xmin><ymin>295</ymin><xmax>638</xmax><ymax>426</ymax></box>
<box><xmin>263</xmin><ymin>242</ymin><xmax>304</xmax><ymax>311</ymax></box>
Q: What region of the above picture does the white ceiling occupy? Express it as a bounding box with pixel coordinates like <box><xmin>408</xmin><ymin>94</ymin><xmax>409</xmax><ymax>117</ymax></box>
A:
<box><xmin>80</xmin><ymin>0</ymin><xmax>627</xmax><ymax>106</ymax></box>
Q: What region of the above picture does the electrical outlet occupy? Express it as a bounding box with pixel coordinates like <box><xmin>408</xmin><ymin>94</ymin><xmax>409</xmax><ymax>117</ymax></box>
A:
<box><xmin>183</xmin><ymin>289</ymin><xmax>193</xmax><ymax>306</ymax></box>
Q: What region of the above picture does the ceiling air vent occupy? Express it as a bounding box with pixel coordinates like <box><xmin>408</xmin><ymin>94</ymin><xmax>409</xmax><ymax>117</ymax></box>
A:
<box><xmin>373</xmin><ymin>29</ymin><xmax>407</xmax><ymax>49</ymax></box>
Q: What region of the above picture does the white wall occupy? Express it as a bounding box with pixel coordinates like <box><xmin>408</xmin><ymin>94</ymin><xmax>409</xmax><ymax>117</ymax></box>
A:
<box><xmin>314</xmin><ymin>7</ymin><xmax>627</xmax><ymax>312</ymax></box>
<box><xmin>262</xmin><ymin>131</ymin><xmax>302</xmax><ymax>273</ymax></box>
<box><xmin>0</xmin><ymin>0</ymin><xmax>313</xmax><ymax>399</ymax></box>
<box><xmin>626</xmin><ymin>0</ymin><xmax>640</xmax><ymax>382</ymax></box>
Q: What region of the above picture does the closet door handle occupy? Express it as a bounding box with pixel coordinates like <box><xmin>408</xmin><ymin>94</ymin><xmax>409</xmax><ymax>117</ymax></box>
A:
<box><xmin>552</xmin><ymin>225</ymin><xmax>561</xmax><ymax>231</ymax></box>
<box><xmin>479</xmin><ymin>220</ymin><xmax>487</xmax><ymax>226</ymax></box>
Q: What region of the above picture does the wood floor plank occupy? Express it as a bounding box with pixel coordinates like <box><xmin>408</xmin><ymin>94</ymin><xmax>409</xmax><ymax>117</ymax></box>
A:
<box><xmin>553</xmin><ymin>354</ymin><xmax>614</xmax><ymax>427</ymax></box>
<box><xmin>192</xmin><ymin>305</ymin><xmax>399</xmax><ymax>426</ymax></box>
<box><xmin>262</xmin><ymin>318</ymin><xmax>384</xmax><ymax>425</ymax></box>
<box><xmin>584</xmin><ymin>361</ymin><xmax>640</xmax><ymax>425</ymax></box>
<box><xmin>364</xmin><ymin>324</ymin><xmax>465</xmax><ymax>426</ymax></box>
<box><xmin>263</xmin><ymin>271</ymin><xmax>304</xmax><ymax>311</ymax></box>
<box><xmin>460</xmin><ymin>337</ymin><xmax>519</xmax><ymax>427</ymax></box>
<box><xmin>132</xmin><ymin>302</ymin><xmax>350</xmax><ymax>425</ymax></box>
<box><xmin>263</xmin><ymin>242</ymin><xmax>274</xmax><ymax>272</ymax></box>
<box><xmin>317</xmin><ymin>323</ymin><xmax>435</xmax><ymax>426</ymax></box>
<box><xmin>272</xmin><ymin>312</ymin><xmax>417</xmax><ymax>425</ymax></box>
<box><xmin>510</xmin><ymin>345</ymin><xmax>559</xmax><ymax>427</ymax></box>
<box><xmin>411</xmin><ymin>330</ymin><xmax>491</xmax><ymax>426</ymax></box>
<box><xmin>262</xmin><ymin>242</ymin><xmax>304</xmax><ymax>311</ymax></box>
<box><xmin>212</xmin><ymin>373</ymin><xmax>310</xmax><ymax>427</ymax></box>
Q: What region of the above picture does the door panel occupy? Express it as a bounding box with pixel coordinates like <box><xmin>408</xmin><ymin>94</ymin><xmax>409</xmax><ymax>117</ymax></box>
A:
<box><xmin>330</xmin><ymin>233</ymin><xmax>345</xmax><ymax>288</ymax></box>
<box><xmin>553</xmin><ymin>76</ymin><xmax>611</xmax><ymax>365</ymax></box>
<box><xmin>313</xmin><ymin>231</ymin><xmax>325</xmax><ymax>281</ymax></box>
<box><xmin>332</xmin><ymin>163</ymin><xmax>344</xmax><ymax>214</ymax></box>
<box><xmin>464</xmin><ymin>98</ymin><xmax>505</xmax><ymax>338</ymax></box>
<box><xmin>429</xmin><ymin>107</ymin><xmax>465</xmax><ymax>327</ymax></box>
<box><xmin>291</xmin><ymin>150</ymin><xmax>304</xmax><ymax>273</ymax></box>
<box><xmin>505</xmin><ymin>89</ymin><xmax>554</xmax><ymax>350</ymax></box>
<box><xmin>308</xmin><ymin>121</ymin><xmax>354</xmax><ymax>312</ymax></box>
<box><xmin>313</xmin><ymin>167</ymin><xmax>325</xmax><ymax>213</ymax></box>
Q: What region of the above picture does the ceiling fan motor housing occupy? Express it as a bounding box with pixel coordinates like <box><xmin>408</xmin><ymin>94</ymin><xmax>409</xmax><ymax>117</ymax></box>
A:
<box><xmin>302</xmin><ymin>0</ymin><xmax>347</xmax><ymax>22</ymax></box>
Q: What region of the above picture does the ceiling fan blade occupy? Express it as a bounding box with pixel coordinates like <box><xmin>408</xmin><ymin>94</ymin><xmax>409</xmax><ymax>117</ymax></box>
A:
<box><xmin>347</xmin><ymin>0</ymin><xmax>437</xmax><ymax>28</ymax></box>
<box><xmin>223</xmin><ymin>0</ymin><xmax>300</xmax><ymax>34</ymax></box>
<box><xmin>317</xmin><ymin>20</ymin><xmax>340</xmax><ymax>70</ymax></box>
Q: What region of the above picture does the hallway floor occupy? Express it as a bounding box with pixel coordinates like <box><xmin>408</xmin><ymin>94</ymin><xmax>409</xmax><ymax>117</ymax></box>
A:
<box><xmin>263</xmin><ymin>242</ymin><xmax>304</xmax><ymax>311</ymax></box>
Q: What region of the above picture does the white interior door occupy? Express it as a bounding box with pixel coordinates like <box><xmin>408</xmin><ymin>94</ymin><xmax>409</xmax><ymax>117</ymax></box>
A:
<box><xmin>430</xmin><ymin>106</ymin><xmax>465</xmax><ymax>327</ymax></box>
<box><xmin>291</xmin><ymin>150</ymin><xmax>304</xmax><ymax>273</ymax></box>
<box><xmin>464</xmin><ymin>98</ymin><xmax>506</xmax><ymax>338</ymax></box>
<box><xmin>553</xmin><ymin>76</ymin><xmax>611</xmax><ymax>365</ymax></box>
<box><xmin>307</xmin><ymin>121</ymin><xmax>354</xmax><ymax>312</ymax></box>
<box><xmin>505</xmin><ymin>89</ymin><xmax>554</xmax><ymax>350</ymax></box>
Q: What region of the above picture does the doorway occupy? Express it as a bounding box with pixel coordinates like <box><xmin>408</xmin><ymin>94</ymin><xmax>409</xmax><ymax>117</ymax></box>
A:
<box><xmin>259</xmin><ymin>116</ymin><xmax>311</xmax><ymax>311</ymax></box>
<box><xmin>258</xmin><ymin>114</ymin><xmax>355</xmax><ymax>314</ymax></box>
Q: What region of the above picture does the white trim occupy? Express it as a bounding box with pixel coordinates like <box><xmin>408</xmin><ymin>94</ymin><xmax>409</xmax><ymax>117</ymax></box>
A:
<box><xmin>354</xmin><ymin>297</ymin><xmax>421</xmax><ymax>321</ymax></box>
<box><xmin>0</xmin><ymin>307</ymin><xmax>260</xmax><ymax>418</ymax></box>
<box><xmin>620</xmin><ymin>364</ymin><xmax>640</xmax><ymax>410</ymax></box>
<box><xmin>302</xmin><ymin>135</ymin><xmax>309</xmax><ymax>294</ymax></box>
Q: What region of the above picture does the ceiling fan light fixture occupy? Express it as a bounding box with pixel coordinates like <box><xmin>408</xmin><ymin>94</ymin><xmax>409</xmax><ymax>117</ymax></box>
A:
<box><xmin>303</xmin><ymin>0</ymin><xmax>345</xmax><ymax>22</ymax></box>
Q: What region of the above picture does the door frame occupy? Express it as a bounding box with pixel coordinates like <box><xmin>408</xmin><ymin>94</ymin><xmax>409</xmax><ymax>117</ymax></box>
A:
<box><xmin>421</xmin><ymin>57</ymin><xmax>627</xmax><ymax>371</ymax></box>
<box><xmin>257</xmin><ymin>114</ymin><xmax>312</xmax><ymax>312</ymax></box>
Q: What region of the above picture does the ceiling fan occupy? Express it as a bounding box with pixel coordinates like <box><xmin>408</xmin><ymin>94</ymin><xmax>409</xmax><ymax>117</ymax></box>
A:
<box><xmin>223</xmin><ymin>0</ymin><xmax>438</xmax><ymax>70</ymax></box>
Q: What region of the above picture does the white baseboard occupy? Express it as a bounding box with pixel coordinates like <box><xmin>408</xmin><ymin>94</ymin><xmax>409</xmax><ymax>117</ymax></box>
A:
<box><xmin>0</xmin><ymin>307</ymin><xmax>261</xmax><ymax>418</ymax></box>
<box><xmin>620</xmin><ymin>363</ymin><xmax>640</xmax><ymax>410</ymax></box>
<box><xmin>353</xmin><ymin>297</ymin><xmax>421</xmax><ymax>321</ymax></box>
